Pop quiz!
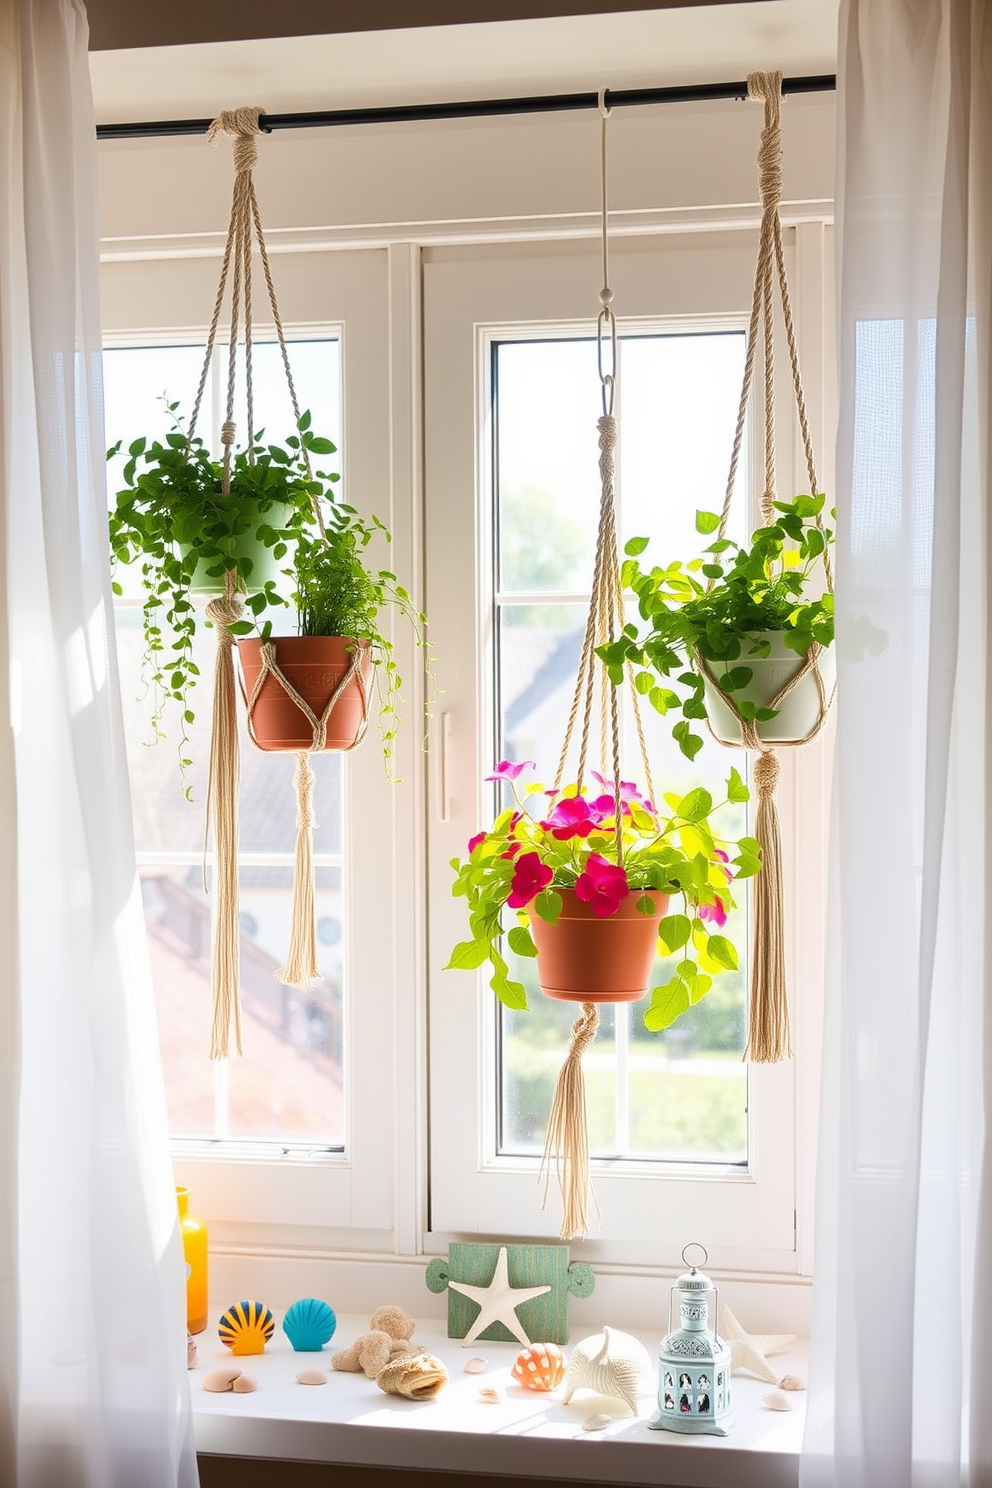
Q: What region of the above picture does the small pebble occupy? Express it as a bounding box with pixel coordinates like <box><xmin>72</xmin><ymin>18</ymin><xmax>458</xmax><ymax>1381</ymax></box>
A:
<box><xmin>763</xmin><ymin>1390</ymin><xmax>791</xmax><ymax>1411</ymax></box>
<box><xmin>478</xmin><ymin>1386</ymin><xmax>503</xmax><ymax>1404</ymax></box>
<box><xmin>296</xmin><ymin>1369</ymin><xmax>328</xmax><ymax>1386</ymax></box>
<box><xmin>582</xmin><ymin>1414</ymin><xmax>612</xmax><ymax>1431</ymax></box>
<box><xmin>232</xmin><ymin>1374</ymin><xmax>257</xmax><ymax>1394</ymax></box>
<box><xmin>203</xmin><ymin>1367</ymin><xmax>242</xmax><ymax>1393</ymax></box>
<box><xmin>778</xmin><ymin>1374</ymin><xmax>807</xmax><ymax>1391</ymax></box>
<box><xmin>464</xmin><ymin>1357</ymin><xmax>488</xmax><ymax>1374</ymax></box>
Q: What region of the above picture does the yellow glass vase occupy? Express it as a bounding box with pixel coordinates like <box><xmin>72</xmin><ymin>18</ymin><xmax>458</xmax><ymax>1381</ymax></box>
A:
<box><xmin>177</xmin><ymin>1186</ymin><xmax>208</xmax><ymax>1334</ymax></box>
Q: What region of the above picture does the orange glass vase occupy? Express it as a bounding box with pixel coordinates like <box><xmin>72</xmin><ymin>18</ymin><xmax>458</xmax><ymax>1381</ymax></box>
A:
<box><xmin>177</xmin><ymin>1186</ymin><xmax>208</xmax><ymax>1335</ymax></box>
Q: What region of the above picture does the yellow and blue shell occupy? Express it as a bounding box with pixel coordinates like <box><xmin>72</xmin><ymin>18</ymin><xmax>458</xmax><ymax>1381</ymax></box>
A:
<box><xmin>218</xmin><ymin>1300</ymin><xmax>275</xmax><ymax>1356</ymax></box>
<box><xmin>282</xmin><ymin>1297</ymin><xmax>337</xmax><ymax>1352</ymax></box>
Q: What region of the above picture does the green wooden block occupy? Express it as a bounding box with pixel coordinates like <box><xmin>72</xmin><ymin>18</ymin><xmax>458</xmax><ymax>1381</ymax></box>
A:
<box><xmin>425</xmin><ymin>1242</ymin><xmax>594</xmax><ymax>1345</ymax></box>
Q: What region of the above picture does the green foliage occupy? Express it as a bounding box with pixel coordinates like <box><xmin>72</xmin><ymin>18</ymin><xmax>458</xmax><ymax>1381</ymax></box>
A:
<box><xmin>598</xmin><ymin>493</ymin><xmax>836</xmax><ymax>760</ymax></box>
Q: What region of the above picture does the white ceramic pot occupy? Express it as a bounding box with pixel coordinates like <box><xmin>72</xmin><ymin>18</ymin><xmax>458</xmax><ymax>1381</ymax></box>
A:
<box><xmin>699</xmin><ymin>633</ymin><xmax>835</xmax><ymax>746</ymax></box>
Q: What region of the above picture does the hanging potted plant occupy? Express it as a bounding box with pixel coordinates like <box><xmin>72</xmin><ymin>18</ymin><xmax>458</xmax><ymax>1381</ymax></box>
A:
<box><xmin>599</xmin><ymin>492</ymin><xmax>836</xmax><ymax>763</ymax></box>
<box><xmin>447</xmin><ymin>761</ymin><xmax>760</xmax><ymax>1032</ymax></box>
<box><xmin>235</xmin><ymin>508</ymin><xmax>428</xmax><ymax>770</ymax></box>
<box><xmin>107</xmin><ymin>405</ymin><xmax>335</xmax><ymax>772</ymax></box>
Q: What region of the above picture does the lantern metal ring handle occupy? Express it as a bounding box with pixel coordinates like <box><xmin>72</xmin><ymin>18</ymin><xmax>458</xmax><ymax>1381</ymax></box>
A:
<box><xmin>681</xmin><ymin>1241</ymin><xmax>708</xmax><ymax>1270</ymax></box>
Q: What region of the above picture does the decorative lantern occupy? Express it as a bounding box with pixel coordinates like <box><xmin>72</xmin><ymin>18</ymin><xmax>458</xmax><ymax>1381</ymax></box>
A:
<box><xmin>649</xmin><ymin>1244</ymin><xmax>733</xmax><ymax>1437</ymax></box>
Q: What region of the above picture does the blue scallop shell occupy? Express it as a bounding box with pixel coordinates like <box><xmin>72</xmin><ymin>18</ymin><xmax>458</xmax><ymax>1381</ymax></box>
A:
<box><xmin>282</xmin><ymin>1297</ymin><xmax>337</xmax><ymax>1352</ymax></box>
<box><xmin>218</xmin><ymin>1300</ymin><xmax>275</xmax><ymax>1356</ymax></box>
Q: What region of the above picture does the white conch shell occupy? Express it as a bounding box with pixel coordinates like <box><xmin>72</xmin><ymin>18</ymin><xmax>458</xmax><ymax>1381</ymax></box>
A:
<box><xmin>562</xmin><ymin>1326</ymin><xmax>653</xmax><ymax>1415</ymax></box>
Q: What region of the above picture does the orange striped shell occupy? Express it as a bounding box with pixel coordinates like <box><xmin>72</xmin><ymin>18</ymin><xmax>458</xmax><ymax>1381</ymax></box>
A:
<box><xmin>511</xmin><ymin>1342</ymin><xmax>566</xmax><ymax>1392</ymax></box>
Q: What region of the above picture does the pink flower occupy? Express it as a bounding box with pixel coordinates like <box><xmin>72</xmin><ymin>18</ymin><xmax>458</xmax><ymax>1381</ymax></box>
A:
<box><xmin>540</xmin><ymin>794</ymin><xmax>611</xmax><ymax>841</ymax></box>
<box><xmin>501</xmin><ymin>842</ymin><xmax>523</xmax><ymax>859</ymax></box>
<box><xmin>467</xmin><ymin>831</ymin><xmax>487</xmax><ymax>856</ymax></box>
<box><xmin>485</xmin><ymin>759</ymin><xmax>535</xmax><ymax>782</ymax></box>
<box><xmin>714</xmin><ymin>848</ymin><xmax>733</xmax><ymax>882</ymax></box>
<box><xmin>699</xmin><ymin>897</ymin><xmax>727</xmax><ymax>928</ymax></box>
<box><xmin>507</xmin><ymin>851</ymin><xmax>553</xmax><ymax>909</ymax></box>
<box><xmin>574</xmin><ymin>854</ymin><xmax>629</xmax><ymax>917</ymax></box>
<box><xmin>591</xmin><ymin>773</ymin><xmax>654</xmax><ymax>812</ymax></box>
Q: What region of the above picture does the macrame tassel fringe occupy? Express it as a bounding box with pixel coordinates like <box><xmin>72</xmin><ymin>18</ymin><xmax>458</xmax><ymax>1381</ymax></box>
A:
<box><xmin>276</xmin><ymin>749</ymin><xmax>320</xmax><ymax>990</ymax></box>
<box><xmin>746</xmin><ymin>749</ymin><xmax>791</xmax><ymax>1062</ymax></box>
<box><xmin>540</xmin><ymin>1002</ymin><xmax>599</xmax><ymax>1239</ymax></box>
<box><xmin>206</xmin><ymin>595</ymin><xmax>245</xmax><ymax>1059</ymax></box>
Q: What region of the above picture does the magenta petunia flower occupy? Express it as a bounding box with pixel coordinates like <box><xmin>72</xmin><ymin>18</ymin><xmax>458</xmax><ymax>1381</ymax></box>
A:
<box><xmin>574</xmin><ymin>853</ymin><xmax>629</xmax><ymax>916</ymax></box>
<box><xmin>591</xmin><ymin>773</ymin><xmax>653</xmax><ymax>811</ymax></box>
<box><xmin>507</xmin><ymin>851</ymin><xmax>553</xmax><ymax>908</ymax></box>
<box><xmin>540</xmin><ymin>793</ymin><xmax>612</xmax><ymax>841</ymax></box>
<box><xmin>467</xmin><ymin>831</ymin><xmax>487</xmax><ymax>856</ymax></box>
<box><xmin>699</xmin><ymin>897</ymin><xmax>728</xmax><ymax>928</ymax></box>
<box><xmin>714</xmin><ymin>848</ymin><xmax>733</xmax><ymax>882</ymax></box>
<box><xmin>485</xmin><ymin>759</ymin><xmax>536</xmax><ymax>782</ymax></box>
<box><xmin>501</xmin><ymin>842</ymin><xmax>523</xmax><ymax>859</ymax></box>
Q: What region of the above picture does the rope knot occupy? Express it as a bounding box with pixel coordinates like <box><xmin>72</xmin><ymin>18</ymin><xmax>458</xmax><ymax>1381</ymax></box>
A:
<box><xmin>747</xmin><ymin>72</ymin><xmax>784</xmax><ymax>214</ymax></box>
<box><xmin>221</xmin><ymin>419</ymin><xmax>236</xmax><ymax>446</ymax></box>
<box><xmin>206</xmin><ymin>594</ymin><xmax>244</xmax><ymax>637</ymax></box>
<box><xmin>206</xmin><ymin>107</ymin><xmax>264</xmax><ymax>173</ymax></box>
<box><xmin>597</xmin><ymin>415</ymin><xmax>618</xmax><ymax>453</ymax></box>
<box><xmin>566</xmin><ymin>1002</ymin><xmax>600</xmax><ymax>1061</ymax></box>
<box><xmin>752</xmin><ymin>748</ymin><xmax>781</xmax><ymax>796</ymax></box>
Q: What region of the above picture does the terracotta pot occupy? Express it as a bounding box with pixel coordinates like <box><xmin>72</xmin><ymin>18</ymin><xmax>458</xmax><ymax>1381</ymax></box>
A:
<box><xmin>237</xmin><ymin>636</ymin><xmax>372</xmax><ymax>752</ymax></box>
<box><xmin>527</xmin><ymin>888</ymin><xmax>669</xmax><ymax>1004</ymax></box>
<box><xmin>185</xmin><ymin>532</ymin><xmax>293</xmax><ymax>598</ymax></box>
<box><xmin>699</xmin><ymin>633</ymin><xmax>836</xmax><ymax>746</ymax></box>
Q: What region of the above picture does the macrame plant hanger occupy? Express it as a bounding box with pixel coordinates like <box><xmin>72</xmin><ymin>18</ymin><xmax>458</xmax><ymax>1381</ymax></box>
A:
<box><xmin>540</xmin><ymin>94</ymin><xmax>658</xmax><ymax>1240</ymax></box>
<box><xmin>702</xmin><ymin>72</ymin><xmax>835</xmax><ymax>1062</ymax></box>
<box><xmin>186</xmin><ymin>107</ymin><xmax>344</xmax><ymax>1059</ymax></box>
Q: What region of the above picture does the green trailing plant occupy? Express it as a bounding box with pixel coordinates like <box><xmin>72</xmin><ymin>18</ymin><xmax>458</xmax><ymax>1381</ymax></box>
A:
<box><xmin>599</xmin><ymin>493</ymin><xmax>835</xmax><ymax>761</ymax></box>
<box><xmin>446</xmin><ymin>761</ymin><xmax>760</xmax><ymax>1032</ymax></box>
<box><xmin>108</xmin><ymin>405</ymin><xmax>336</xmax><ymax>773</ymax></box>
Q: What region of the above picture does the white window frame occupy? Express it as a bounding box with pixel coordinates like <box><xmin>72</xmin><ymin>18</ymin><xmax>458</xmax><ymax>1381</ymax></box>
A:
<box><xmin>423</xmin><ymin>228</ymin><xmax>833</xmax><ymax>1273</ymax></box>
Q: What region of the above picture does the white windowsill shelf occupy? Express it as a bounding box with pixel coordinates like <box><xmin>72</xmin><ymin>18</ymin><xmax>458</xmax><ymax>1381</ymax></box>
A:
<box><xmin>192</xmin><ymin>1313</ymin><xmax>808</xmax><ymax>1487</ymax></box>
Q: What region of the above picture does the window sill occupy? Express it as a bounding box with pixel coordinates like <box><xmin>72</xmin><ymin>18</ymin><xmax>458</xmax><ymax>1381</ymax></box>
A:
<box><xmin>192</xmin><ymin>1314</ymin><xmax>807</xmax><ymax>1488</ymax></box>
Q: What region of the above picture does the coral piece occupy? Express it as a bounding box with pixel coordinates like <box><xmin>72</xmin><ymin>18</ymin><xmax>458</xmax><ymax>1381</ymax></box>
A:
<box><xmin>511</xmin><ymin>1342</ymin><xmax>566</xmax><ymax>1392</ymax></box>
<box><xmin>231</xmin><ymin>1374</ymin><xmax>257</xmax><ymax>1394</ymax></box>
<box><xmin>464</xmin><ymin>1357</ymin><xmax>488</xmax><ymax>1373</ymax></box>
<box><xmin>186</xmin><ymin>1334</ymin><xmax>197</xmax><ymax>1370</ymax></box>
<box><xmin>582</xmin><ymin>1414</ymin><xmax>611</xmax><ymax>1431</ymax></box>
<box><xmin>370</xmin><ymin>1306</ymin><xmax>416</xmax><ymax>1341</ymax></box>
<box><xmin>218</xmin><ymin>1300</ymin><xmax>275</xmax><ymax>1357</ymax></box>
<box><xmin>478</xmin><ymin>1386</ymin><xmax>503</xmax><ymax>1404</ymax></box>
<box><xmin>203</xmin><ymin>1367</ymin><xmax>242</xmax><ymax>1393</ymax></box>
<box><xmin>562</xmin><ymin>1326</ymin><xmax>653</xmax><ymax>1415</ymax></box>
<box><xmin>296</xmin><ymin>1369</ymin><xmax>328</xmax><ymax>1386</ymax></box>
<box><xmin>376</xmin><ymin>1352</ymin><xmax>449</xmax><ymax>1400</ymax></box>
<box><xmin>719</xmin><ymin>1306</ymin><xmax>796</xmax><ymax>1384</ymax></box>
<box><xmin>763</xmin><ymin>1390</ymin><xmax>791</xmax><ymax>1411</ymax></box>
<box><xmin>778</xmin><ymin>1374</ymin><xmax>807</xmax><ymax>1391</ymax></box>
<box><xmin>331</xmin><ymin>1330</ymin><xmax>394</xmax><ymax>1379</ymax></box>
<box><xmin>282</xmin><ymin>1298</ymin><xmax>337</xmax><ymax>1352</ymax></box>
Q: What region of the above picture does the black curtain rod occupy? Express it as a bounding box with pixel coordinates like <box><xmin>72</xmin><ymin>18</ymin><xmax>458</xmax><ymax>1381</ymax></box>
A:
<box><xmin>95</xmin><ymin>73</ymin><xmax>836</xmax><ymax>142</ymax></box>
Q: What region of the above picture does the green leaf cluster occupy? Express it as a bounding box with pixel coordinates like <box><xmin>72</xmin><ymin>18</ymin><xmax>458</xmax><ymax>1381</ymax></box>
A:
<box><xmin>598</xmin><ymin>493</ymin><xmax>835</xmax><ymax>760</ymax></box>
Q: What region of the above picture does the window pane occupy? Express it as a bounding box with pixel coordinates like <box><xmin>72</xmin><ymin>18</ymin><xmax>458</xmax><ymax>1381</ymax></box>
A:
<box><xmin>493</xmin><ymin>334</ymin><xmax>749</xmax><ymax>1166</ymax></box>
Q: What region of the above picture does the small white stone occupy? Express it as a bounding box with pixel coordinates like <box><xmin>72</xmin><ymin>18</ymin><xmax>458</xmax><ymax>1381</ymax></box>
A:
<box><xmin>778</xmin><ymin>1374</ymin><xmax>807</xmax><ymax>1391</ymax></box>
<box><xmin>478</xmin><ymin>1386</ymin><xmax>503</xmax><ymax>1404</ymax></box>
<box><xmin>763</xmin><ymin>1389</ymin><xmax>792</xmax><ymax>1411</ymax></box>
<box><xmin>231</xmin><ymin>1374</ymin><xmax>258</xmax><ymax>1394</ymax></box>
<box><xmin>296</xmin><ymin>1369</ymin><xmax>328</xmax><ymax>1385</ymax></box>
<box><xmin>203</xmin><ymin>1367</ymin><xmax>242</xmax><ymax>1393</ymax></box>
<box><xmin>464</xmin><ymin>1357</ymin><xmax>488</xmax><ymax>1374</ymax></box>
<box><xmin>582</xmin><ymin>1414</ymin><xmax>612</xmax><ymax>1431</ymax></box>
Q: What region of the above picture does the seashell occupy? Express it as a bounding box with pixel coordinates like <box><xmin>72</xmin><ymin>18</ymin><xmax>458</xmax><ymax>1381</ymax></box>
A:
<box><xmin>297</xmin><ymin>1369</ymin><xmax>328</xmax><ymax>1385</ymax></box>
<box><xmin>778</xmin><ymin>1374</ymin><xmax>807</xmax><ymax>1391</ymax></box>
<box><xmin>370</xmin><ymin>1305</ymin><xmax>416</xmax><ymax>1341</ymax></box>
<box><xmin>282</xmin><ymin>1298</ymin><xmax>337</xmax><ymax>1352</ymax></box>
<box><xmin>582</xmin><ymin>1414</ymin><xmax>612</xmax><ymax>1431</ymax></box>
<box><xmin>186</xmin><ymin>1334</ymin><xmax>197</xmax><ymax>1370</ymax></box>
<box><xmin>218</xmin><ymin>1300</ymin><xmax>275</xmax><ymax>1356</ymax></box>
<box><xmin>332</xmin><ymin>1330</ymin><xmax>394</xmax><ymax>1378</ymax></box>
<box><xmin>511</xmin><ymin>1342</ymin><xmax>566</xmax><ymax>1392</ymax></box>
<box><xmin>203</xmin><ymin>1367</ymin><xmax>242</xmax><ymax>1393</ymax></box>
<box><xmin>478</xmin><ymin>1386</ymin><xmax>504</xmax><ymax>1404</ymax></box>
<box><xmin>464</xmin><ymin>1357</ymin><xmax>488</xmax><ymax>1374</ymax></box>
<box><xmin>376</xmin><ymin>1352</ymin><xmax>449</xmax><ymax>1400</ymax></box>
<box><xmin>763</xmin><ymin>1390</ymin><xmax>792</xmax><ymax>1411</ymax></box>
<box><xmin>562</xmin><ymin>1327</ymin><xmax>652</xmax><ymax>1415</ymax></box>
<box><xmin>232</xmin><ymin>1374</ymin><xmax>257</xmax><ymax>1394</ymax></box>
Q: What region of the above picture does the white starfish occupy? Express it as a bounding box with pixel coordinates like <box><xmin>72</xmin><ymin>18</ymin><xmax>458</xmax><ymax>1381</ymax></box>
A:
<box><xmin>719</xmin><ymin>1305</ymin><xmax>795</xmax><ymax>1384</ymax></box>
<box><xmin>449</xmin><ymin>1247</ymin><xmax>552</xmax><ymax>1347</ymax></box>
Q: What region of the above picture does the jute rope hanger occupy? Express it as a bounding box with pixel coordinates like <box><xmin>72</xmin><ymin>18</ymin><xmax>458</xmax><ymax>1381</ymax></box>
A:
<box><xmin>193</xmin><ymin>106</ymin><xmax>346</xmax><ymax>1058</ymax></box>
<box><xmin>704</xmin><ymin>72</ymin><xmax>836</xmax><ymax>1064</ymax></box>
<box><xmin>538</xmin><ymin>92</ymin><xmax>658</xmax><ymax>1241</ymax></box>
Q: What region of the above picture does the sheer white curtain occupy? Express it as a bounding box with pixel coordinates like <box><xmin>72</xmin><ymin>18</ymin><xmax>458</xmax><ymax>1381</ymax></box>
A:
<box><xmin>0</xmin><ymin>2</ymin><xmax>197</xmax><ymax>1484</ymax></box>
<box><xmin>802</xmin><ymin>1</ymin><xmax>992</xmax><ymax>1485</ymax></box>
